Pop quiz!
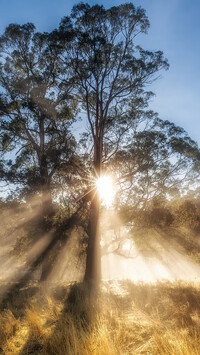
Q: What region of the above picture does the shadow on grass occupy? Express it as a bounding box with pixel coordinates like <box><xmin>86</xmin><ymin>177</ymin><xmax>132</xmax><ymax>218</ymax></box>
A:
<box><xmin>20</xmin><ymin>280</ymin><xmax>200</xmax><ymax>354</ymax></box>
<box><xmin>0</xmin><ymin>207</ymin><xmax>84</xmax><ymax>354</ymax></box>
<box><xmin>19</xmin><ymin>282</ymin><xmax>100</xmax><ymax>355</ymax></box>
<box><xmin>2</xmin><ymin>280</ymin><xmax>200</xmax><ymax>354</ymax></box>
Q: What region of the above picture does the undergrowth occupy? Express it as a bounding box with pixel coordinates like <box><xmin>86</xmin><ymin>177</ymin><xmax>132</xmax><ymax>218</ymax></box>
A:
<box><xmin>0</xmin><ymin>281</ymin><xmax>200</xmax><ymax>354</ymax></box>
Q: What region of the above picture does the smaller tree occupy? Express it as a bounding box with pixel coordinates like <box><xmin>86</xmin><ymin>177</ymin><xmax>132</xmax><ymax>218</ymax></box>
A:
<box><xmin>110</xmin><ymin>118</ymin><xmax>200</xmax><ymax>217</ymax></box>
<box><xmin>0</xmin><ymin>23</ymin><xmax>76</xmax><ymax>216</ymax></box>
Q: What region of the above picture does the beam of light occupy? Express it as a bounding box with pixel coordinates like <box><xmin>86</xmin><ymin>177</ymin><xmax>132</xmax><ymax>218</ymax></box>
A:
<box><xmin>47</xmin><ymin>228</ymin><xmax>84</xmax><ymax>283</ymax></box>
<box><xmin>0</xmin><ymin>231</ymin><xmax>55</xmax><ymax>301</ymax></box>
<box><xmin>96</xmin><ymin>175</ymin><xmax>115</xmax><ymax>208</ymax></box>
<box><xmin>0</xmin><ymin>195</ymin><xmax>66</xmax><ymax>299</ymax></box>
<box><xmin>101</xmin><ymin>242</ymin><xmax>200</xmax><ymax>283</ymax></box>
<box><xmin>100</xmin><ymin>210</ymin><xmax>200</xmax><ymax>284</ymax></box>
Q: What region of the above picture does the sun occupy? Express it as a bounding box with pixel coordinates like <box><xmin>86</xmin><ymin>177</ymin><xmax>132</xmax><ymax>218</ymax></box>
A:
<box><xmin>96</xmin><ymin>175</ymin><xmax>115</xmax><ymax>207</ymax></box>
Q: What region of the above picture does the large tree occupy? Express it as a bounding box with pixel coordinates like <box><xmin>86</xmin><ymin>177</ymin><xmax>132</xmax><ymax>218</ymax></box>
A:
<box><xmin>55</xmin><ymin>3</ymin><xmax>169</xmax><ymax>282</ymax></box>
<box><xmin>0</xmin><ymin>23</ymin><xmax>76</xmax><ymax>216</ymax></box>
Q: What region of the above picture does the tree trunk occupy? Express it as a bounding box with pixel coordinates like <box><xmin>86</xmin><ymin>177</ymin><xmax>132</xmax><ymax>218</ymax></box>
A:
<box><xmin>84</xmin><ymin>193</ymin><xmax>101</xmax><ymax>283</ymax></box>
<box><xmin>39</xmin><ymin>154</ymin><xmax>54</xmax><ymax>218</ymax></box>
<box><xmin>84</xmin><ymin>137</ymin><xmax>102</xmax><ymax>284</ymax></box>
<box><xmin>41</xmin><ymin>183</ymin><xmax>54</xmax><ymax>218</ymax></box>
<box><xmin>37</xmin><ymin>118</ymin><xmax>54</xmax><ymax>218</ymax></box>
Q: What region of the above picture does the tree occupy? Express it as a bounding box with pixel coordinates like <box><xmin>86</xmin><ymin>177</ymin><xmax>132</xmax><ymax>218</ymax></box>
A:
<box><xmin>110</xmin><ymin>118</ymin><xmax>200</xmax><ymax>216</ymax></box>
<box><xmin>0</xmin><ymin>23</ymin><xmax>76</xmax><ymax>216</ymax></box>
<box><xmin>56</xmin><ymin>3</ymin><xmax>169</xmax><ymax>283</ymax></box>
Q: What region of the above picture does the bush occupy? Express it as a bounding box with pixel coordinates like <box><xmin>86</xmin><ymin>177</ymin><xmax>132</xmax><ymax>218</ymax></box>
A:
<box><xmin>173</xmin><ymin>199</ymin><xmax>200</xmax><ymax>231</ymax></box>
<box><xmin>135</xmin><ymin>199</ymin><xmax>174</xmax><ymax>229</ymax></box>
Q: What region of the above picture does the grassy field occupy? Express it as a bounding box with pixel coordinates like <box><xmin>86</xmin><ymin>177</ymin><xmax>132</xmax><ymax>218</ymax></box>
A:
<box><xmin>1</xmin><ymin>280</ymin><xmax>200</xmax><ymax>354</ymax></box>
<box><xmin>1</xmin><ymin>205</ymin><xmax>200</xmax><ymax>354</ymax></box>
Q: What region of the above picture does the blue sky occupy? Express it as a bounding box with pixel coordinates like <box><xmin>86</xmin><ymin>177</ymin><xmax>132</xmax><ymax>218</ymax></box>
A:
<box><xmin>0</xmin><ymin>0</ymin><xmax>200</xmax><ymax>143</ymax></box>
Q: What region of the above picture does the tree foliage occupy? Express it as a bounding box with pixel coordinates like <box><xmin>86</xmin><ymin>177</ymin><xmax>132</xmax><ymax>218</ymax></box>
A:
<box><xmin>0</xmin><ymin>3</ymin><xmax>200</xmax><ymax>283</ymax></box>
<box><xmin>0</xmin><ymin>23</ymin><xmax>77</xmax><ymax>212</ymax></box>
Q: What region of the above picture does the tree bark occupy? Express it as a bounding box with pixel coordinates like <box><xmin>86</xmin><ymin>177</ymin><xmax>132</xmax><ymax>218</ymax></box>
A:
<box><xmin>84</xmin><ymin>193</ymin><xmax>101</xmax><ymax>283</ymax></box>
<box><xmin>39</xmin><ymin>154</ymin><xmax>54</xmax><ymax>218</ymax></box>
<box><xmin>84</xmin><ymin>136</ymin><xmax>102</xmax><ymax>284</ymax></box>
<box><xmin>41</xmin><ymin>183</ymin><xmax>54</xmax><ymax>218</ymax></box>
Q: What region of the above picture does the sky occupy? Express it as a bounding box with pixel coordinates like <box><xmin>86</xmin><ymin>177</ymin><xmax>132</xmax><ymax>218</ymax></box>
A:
<box><xmin>0</xmin><ymin>0</ymin><xmax>200</xmax><ymax>143</ymax></box>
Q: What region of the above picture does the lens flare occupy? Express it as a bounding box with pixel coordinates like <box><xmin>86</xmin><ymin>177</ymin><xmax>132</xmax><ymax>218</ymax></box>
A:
<box><xmin>96</xmin><ymin>175</ymin><xmax>115</xmax><ymax>207</ymax></box>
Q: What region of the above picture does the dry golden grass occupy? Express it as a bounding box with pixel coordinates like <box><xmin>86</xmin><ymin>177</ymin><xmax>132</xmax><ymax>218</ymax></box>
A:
<box><xmin>0</xmin><ymin>310</ymin><xmax>20</xmax><ymax>350</ymax></box>
<box><xmin>1</xmin><ymin>281</ymin><xmax>200</xmax><ymax>354</ymax></box>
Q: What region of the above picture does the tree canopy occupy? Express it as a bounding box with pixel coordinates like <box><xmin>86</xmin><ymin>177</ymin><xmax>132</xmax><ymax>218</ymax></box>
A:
<box><xmin>0</xmin><ymin>3</ymin><xmax>200</xmax><ymax>283</ymax></box>
<box><xmin>0</xmin><ymin>23</ymin><xmax>77</xmax><ymax>214</ymax></box>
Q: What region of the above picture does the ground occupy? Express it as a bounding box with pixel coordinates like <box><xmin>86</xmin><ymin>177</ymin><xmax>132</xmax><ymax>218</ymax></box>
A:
<box><xmin>1</xmin><ymin>280</ymin><xmax>200</xmax><ymax>354</ymax></box>
<box><xmin>1</xmin><ymin>206</ymin><xmax>200</xmax><ymax>354</ymax></box>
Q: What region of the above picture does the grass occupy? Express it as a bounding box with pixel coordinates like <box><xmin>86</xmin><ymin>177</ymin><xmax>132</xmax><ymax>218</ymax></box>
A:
<box><xmin>1</xmin><ymin>281</ymin><xmax>200</xmax><ymax>354</ymax></box>
<box><xmin>1</xmin><ymin>205</ymin><xmax>200</xmax><ymax>353</ymax></box>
